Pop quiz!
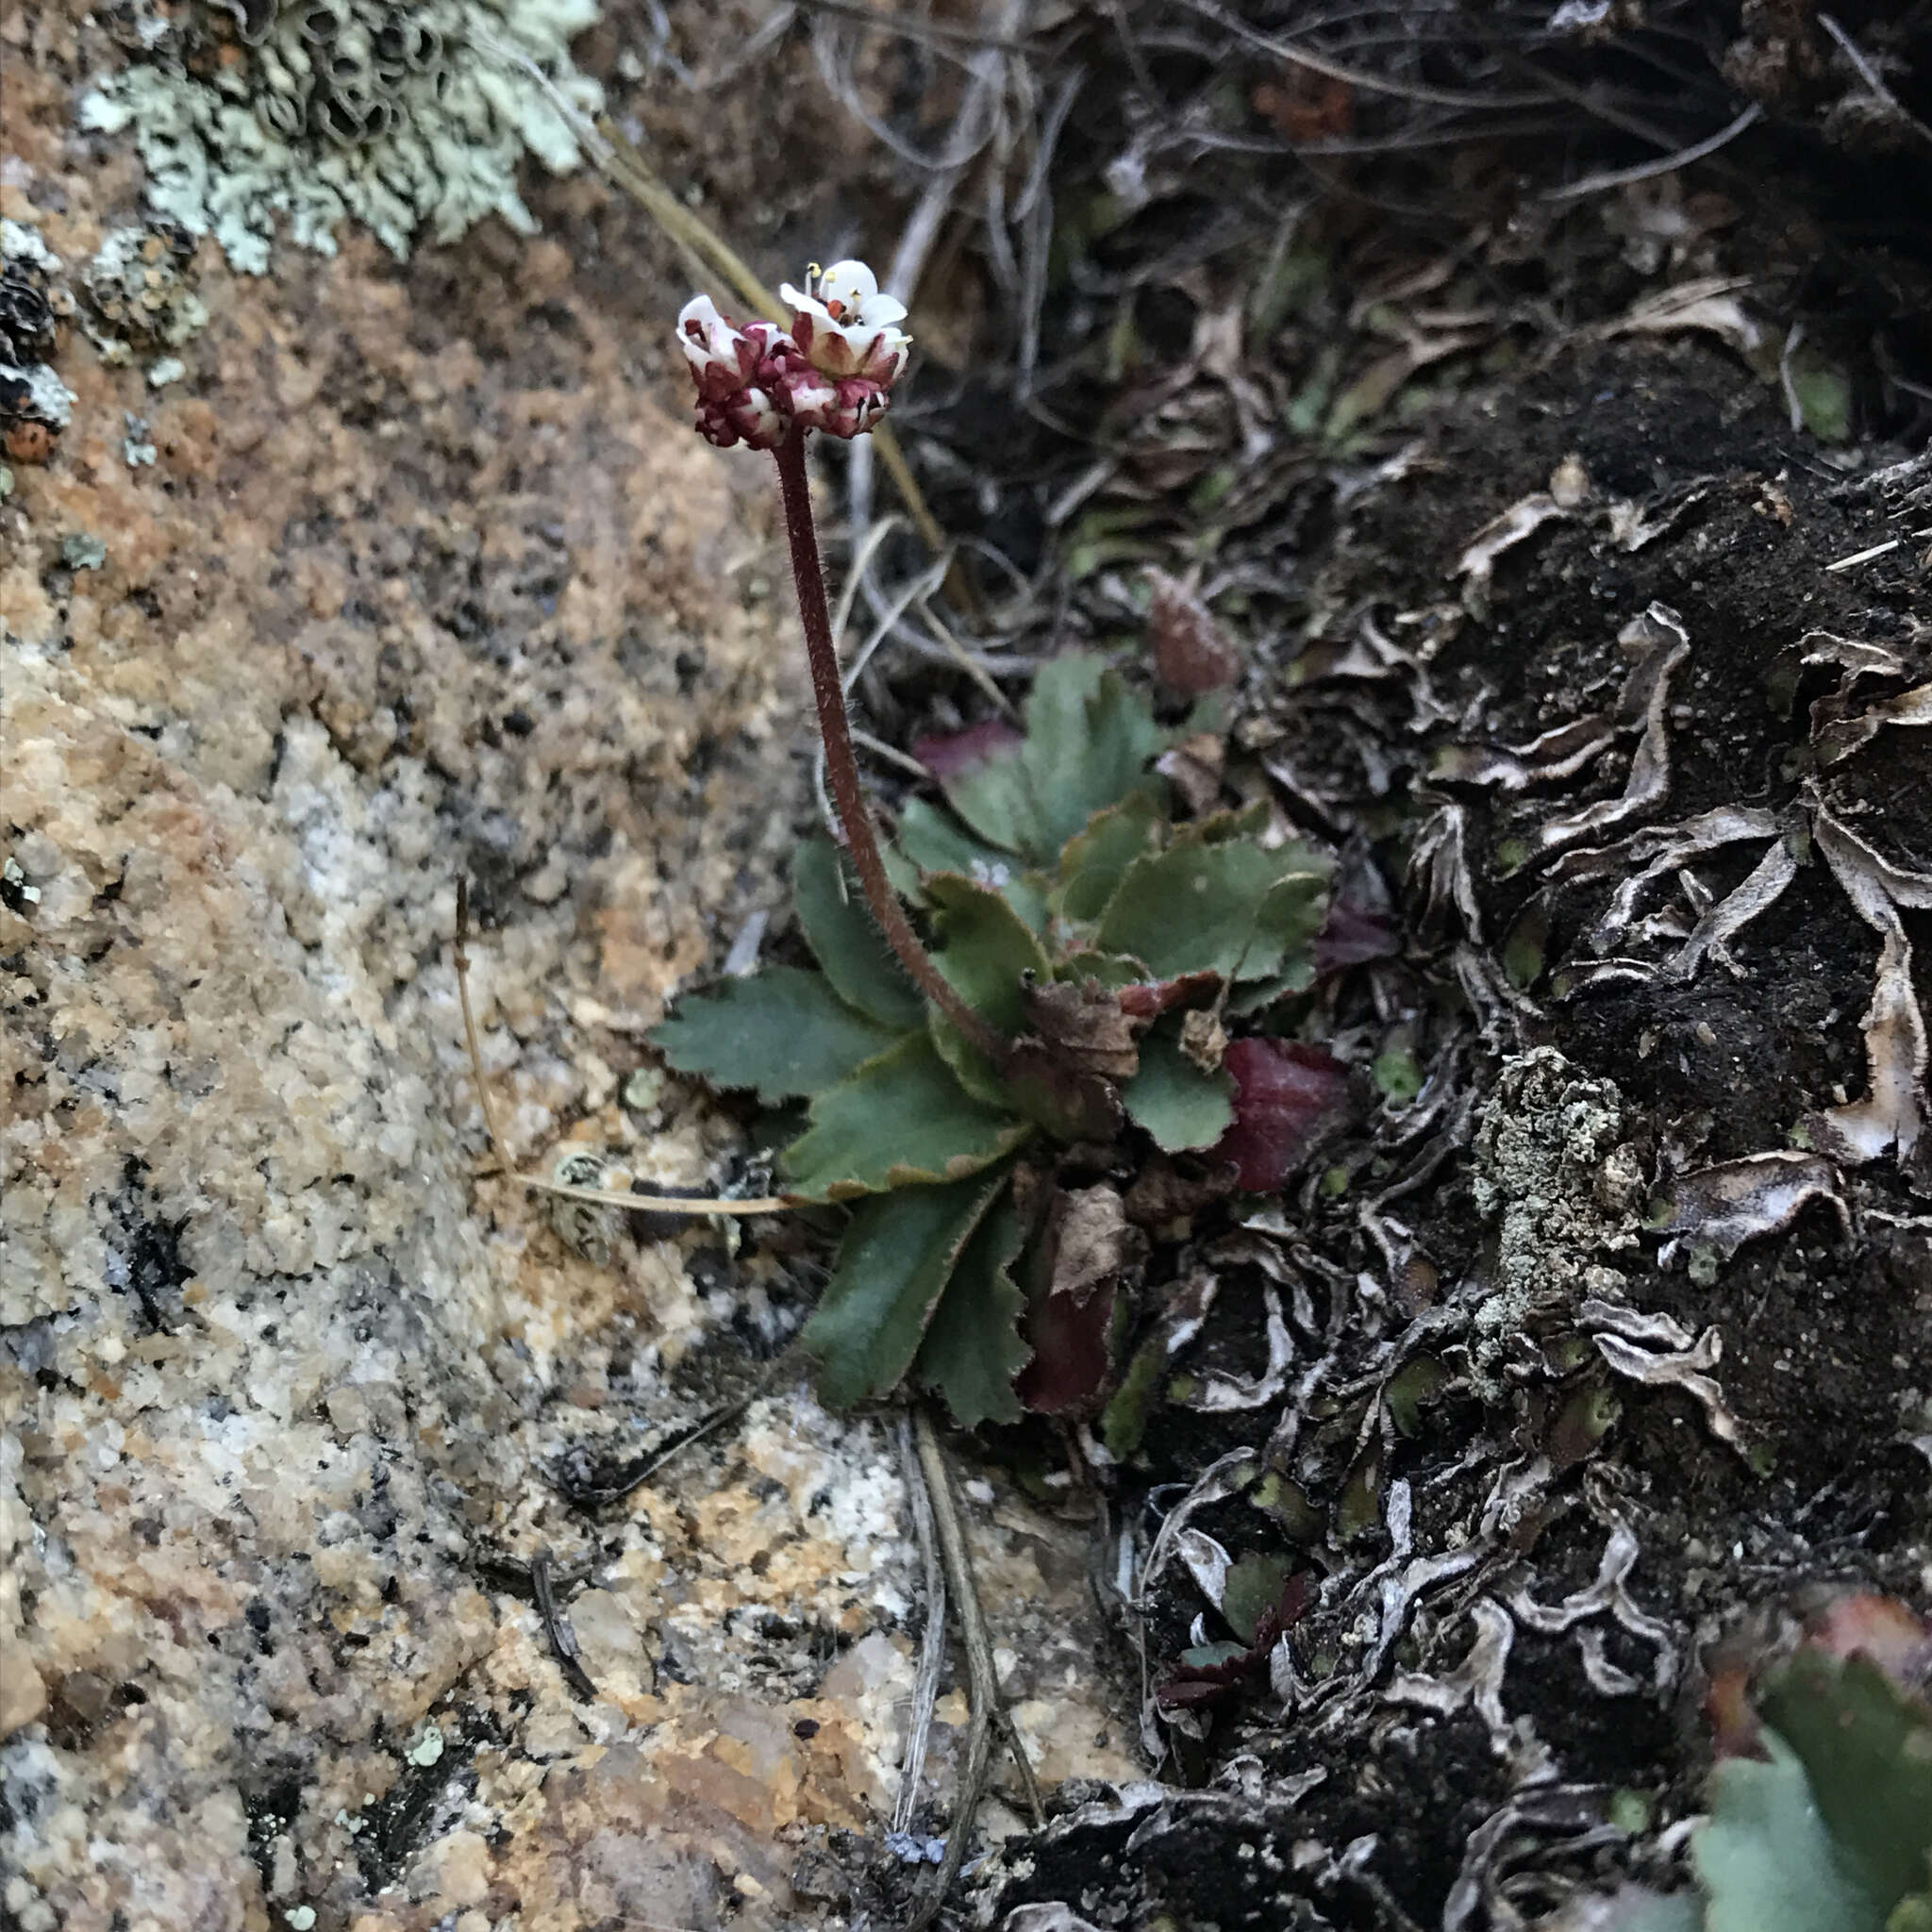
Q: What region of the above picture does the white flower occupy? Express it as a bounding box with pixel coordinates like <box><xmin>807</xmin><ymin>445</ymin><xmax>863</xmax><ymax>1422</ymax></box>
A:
<box><xmin>676</xmin><ymin>292</ymin><xmax>759</xmax><ymax>400</ymax></box>
<box><xmin>779</xmin><ymin>258</ymin><xmax>911</xmax><ymax>384</ymax></box>
<box><xmin>676</xmin><ymin>262</ymin><xmax>910</xmax><ymax>449</ymax></box>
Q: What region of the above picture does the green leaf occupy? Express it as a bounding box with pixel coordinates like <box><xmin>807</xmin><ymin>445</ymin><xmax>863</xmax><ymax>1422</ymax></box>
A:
<box><xmin>1504</xmin><ymin>901</ymin><xmax>1549</xmax><ymax>989</ymax></box>
<box><xmin>1059</xmin><ymin>949</ymin><xmax>1149</xmax><ymax>989</ymax></box>
<box><xmin>1174</xmin><ymin>798</ymin><xmax>1273</xmax><ymax>846</ymax></box>
<box><xmin>895</xmin><ymin>801</ymin><xmax>1052</xmax><ymax>933</ymax></box>
<box><xmin>1758</xmin><ymin>1651</ymin><xmax>1932</xmax><ymax>1913</ymax></box>
<box><xmin>925</xmin><ymin>874</ymin><xmax>1052</xmax><ymax>1106</ymax></box>
<box><xmin>1100</xmin><ymin>1334</ymin><xmax>1167</xmax><ymax>1460</ymax></box>
<box><xmin>802</xmin><ymin>1169</ymin><xmax>1010</xmax><ymax>1410</ymax></box>
<box><xmin>1372</xmin><ymin>1041</ymin><xmax>1424</xmax><ymax>1104</ymax></box>
<box><xmin>880</xmin><ymin>838</ymin><xmax>929</xmax><ymax>907</ymax></box>
<box><xmin>938</xmin><ymin>745</ymin><xmax>1039</xmax><ymax>858</ymax></box>
<box><xmin>649</xmin><ymin>967</ymin><xmax>903</xmax><ymax>1105</ymax></box>
<box><xmin>1221</xmin><ymin>1552</ymin><xmax>1293</xmax><ymax>1646</ymax></box>
<box><xmin>1055</xmin><ymin>792</ymin><xmax>1163</xmax><ymax>925</ymax></box>
<box><xmin>780</xmin><ymin>1033</ymin><xmax>1031</xmax><ymax>1201</ymax></box>
<box><xmin>793</xmin><ymin>839</ymin><xmax>925</xmax><ymax>1032</ymax></box>
<box><xmin>1582</xmin><ymin>1893</ymin><xmax>1703</xmax><ymax>1932</ymax></box>
<box><xmin>895</xmin><ymin>797</ymin><xmax>1011</xmax><ymax>879</ymax></box>
<box><xmin>1121</xmin><ymin>1024</ymin><xmax>1235</xmax><ymax>1151</ymax></box>
<box><xmin>1096</xmin><ymin>838</ymin><xmax>1328</xmax><ymax>983</ymax></box>
<box><xmin>1224</xmin><ymin>966</ymin><xmax>1314</xmax><ymax>1016</ymax></box>
<box><xmin>1696</xmin><ymin>1733</ymin><xmax>1888</xmax><ymax>1932</ymax></box>
<box><xmin>1787</xmin><ymin>350</ymin><xmax>1852</xmax><ymax>442</ymax></box>
<box><xmin>914</xmin><ymin>1183</ymin><xmax>1031</xmax><ymax>1427</ymax></box>
<box><xmin>1018</xmin><ymin>654</ymin><xmax>1168</xmax><ymax>858</ymax></box>
<box><xmin>929</xmin><ymin>655</ymin><xmax>1167</xmax><ymax>867</ymax></box>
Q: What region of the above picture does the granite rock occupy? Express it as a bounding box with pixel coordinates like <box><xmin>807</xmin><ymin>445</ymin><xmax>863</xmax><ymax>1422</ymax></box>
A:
<box><xmin>1</xmin><ymin>14</ymin><xmax>1131</xmax><ymax>1930</ymax></box>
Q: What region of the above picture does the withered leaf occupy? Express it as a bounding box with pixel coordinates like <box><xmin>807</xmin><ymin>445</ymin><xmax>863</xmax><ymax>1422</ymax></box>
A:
<box><xmin>1002</xmin><ymin>1038</ymin><xmax>1126</xmax><ymax>1144</ymax></box>
<box><xmin>1147</xmin><ymin>569</ymin><xmax>1241</xmax><ymax>696</ymax></box>
<box><xmin>1014</xmin><ymin>1183</ymin><xmax>1144</xmax><ymax>1417</ymax></box>
<box><xmin>1023</xmin><ymin>976</ymin><xmax>1141</xmax><ymax>1080</ymax></box>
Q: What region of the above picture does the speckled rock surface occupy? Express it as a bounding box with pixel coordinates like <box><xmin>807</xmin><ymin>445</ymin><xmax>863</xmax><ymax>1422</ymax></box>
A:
<box><xmin>0</xmin><ymin>16</ymin><xmax>1130</xmax><ymax>1931</ymax></box>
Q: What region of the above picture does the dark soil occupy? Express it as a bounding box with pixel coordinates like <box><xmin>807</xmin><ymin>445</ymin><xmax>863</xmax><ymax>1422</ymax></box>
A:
<box><xmin>975</xmin><ymin>357</ymin><xmax>1929</xmax><ymax>1931</ymax></box>
<box><xmin>941</xmin><ymin>123</ymin><xmax>1931</xmax><ymax>1932</ymax></box>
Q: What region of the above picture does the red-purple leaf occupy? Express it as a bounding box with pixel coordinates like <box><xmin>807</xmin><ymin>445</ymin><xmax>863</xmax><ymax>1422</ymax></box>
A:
<box><xmin>1014</xmin><ymin>1272</ymin><xmax>1118</xmax><ymax>1417</ymax></box>
<box><xmin>1313</xmin><ymin>896</ymin><xmax>1400</xmax><ymax>975</ymax></box>
<box><xmin>1209</xmin><ymin>1039</ymin><xmax>1352</xmax><ymax>1191</ymax></box>
<box><xmin>1014</xmin><ymin>1185</ymin><xmax>1141</xmax><ymax>1416</ymax></box>
<box><xmin>913</xmin><ymin>718</ymin><xmax>1024</xmax><ymax>779</ymax></box>
<box><xmin>1154</xmin><ymin>1573</ymin><xmax>1311</xmax><ymax>1711</ymax></box>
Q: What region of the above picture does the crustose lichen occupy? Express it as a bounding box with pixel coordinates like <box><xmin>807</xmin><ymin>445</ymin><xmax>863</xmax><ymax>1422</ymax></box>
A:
<box><xmin>79</xmin><ymin>0</ymin><xmax>604</xmax><ymax>274</ymax></box>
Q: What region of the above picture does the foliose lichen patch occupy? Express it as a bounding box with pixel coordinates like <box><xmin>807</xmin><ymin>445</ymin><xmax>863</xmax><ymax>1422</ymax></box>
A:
<box><xmin>79</xmin><ymin>222</ymin><xmax>209</xmax><ymax>367</ymax></box>
<box><xmin>78</xmin><ymin>0</ymin><xmax>604</xmax><ymax>274</ymax></box>
<box><xmin>0</xmin><ymin>220</ymin><xmax>76</xmax><ymax>465</ymax></box>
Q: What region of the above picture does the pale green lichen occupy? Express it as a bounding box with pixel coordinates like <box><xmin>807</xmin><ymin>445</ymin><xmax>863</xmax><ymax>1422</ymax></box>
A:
<box><xmin>1467</xmin><ymin>1046</ymin><xmax>1643</xmax><ymax>1394</ymax></box>
<box><xmin>81</xmin><ymin>225</ymin><xmax>209</xmax><ymax>363</ymax></box>
<box><xmin>79</xmin><ymin>1</ymin><xmax>603</xmax><ymax>274</ymax></box>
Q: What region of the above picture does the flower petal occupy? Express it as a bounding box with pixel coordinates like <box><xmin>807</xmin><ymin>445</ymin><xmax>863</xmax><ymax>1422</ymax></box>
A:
<box><xmin>817</xmin><ymin>259</ymin><xmax>880</xmax><ymax>308</ymax></box>
<box><xmin>678</xmin><ymin>292</ymin><xmax>724</xmax><ymax>333</ymax></box>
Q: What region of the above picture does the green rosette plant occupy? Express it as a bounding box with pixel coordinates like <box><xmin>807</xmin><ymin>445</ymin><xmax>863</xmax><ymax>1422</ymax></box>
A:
<box><xmin>661</xmin><ymin>262</ymin><xmax>1337</xmax><ymax>1423</ymax></box>
<box><xmin>650</xmin><ymin>651</ymin><xmax>1332</xmax><ymax>1423</ymax></box>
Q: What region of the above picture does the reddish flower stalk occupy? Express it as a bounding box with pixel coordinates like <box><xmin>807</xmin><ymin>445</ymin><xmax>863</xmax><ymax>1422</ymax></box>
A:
<box><xmin>678</xmin><ymin>260</ymin><xmax>1008</xmax><ymax>1069</ymax></box>
<box><xmin>770</xmin><ymin>431</ymin><xmax>1008</xmax><ymax>1067</ymax></box>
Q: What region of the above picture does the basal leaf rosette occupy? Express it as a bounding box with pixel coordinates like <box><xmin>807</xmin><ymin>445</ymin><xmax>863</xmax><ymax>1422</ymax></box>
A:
<box><xmin>649</xmin><ymin>653</ymin><xmax>1359</xmax><ymax>1425</ymax></box>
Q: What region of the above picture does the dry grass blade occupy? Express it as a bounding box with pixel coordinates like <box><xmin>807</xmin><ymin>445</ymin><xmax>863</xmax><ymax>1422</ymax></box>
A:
<box><xmin>467</xmin><ymin>29</ymin><xmax>954</xmax><ymax>563</ymax></box>
<box><xmin>1541</xmin><ymin>101</ymin><xmax>1763</xmax><ymax>201</ymax></box>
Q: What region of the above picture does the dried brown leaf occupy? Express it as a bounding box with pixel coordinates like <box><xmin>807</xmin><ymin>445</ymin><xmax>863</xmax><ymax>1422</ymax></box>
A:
<box><xmin>1653</xmin><ymin>1149</ymin><xmax>1849</xmax><ymax>1262</ymax></box>
<box><xmin>1146</xmin><ymin>569</ymin><xmax>1241</xmax><ymax>696</ymax></box>
<box><xmin>1022</xmin><ymin>976</ymin><xmax>1141</xmax><ymax>1081</ymax></box>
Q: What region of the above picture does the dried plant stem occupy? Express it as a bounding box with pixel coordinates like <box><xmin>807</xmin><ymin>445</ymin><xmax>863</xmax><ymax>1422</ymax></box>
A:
<box><xmin>907</xmin><ymin>1407</ymin><xmax>1044</xmax><ymax>1931</ymax></box>
<box><xmin>772</xmin><ymin>434</ymin><xmax>1009</xmax><ymax>1068</ymax></box>
<box><xmin>453</xmin><ymin>877</ymin><xmax>789</xmax><ymax>1218</ymax></box>
<box><xmin>893</xmin><ymin>1414</ymin><xmax>949</xmax><ymax>1836</ymax></box>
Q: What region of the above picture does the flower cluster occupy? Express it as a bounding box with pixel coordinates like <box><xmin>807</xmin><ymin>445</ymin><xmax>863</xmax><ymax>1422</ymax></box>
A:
<box><xmin>676</xmin><ymin>259</ymin><xmax>910</xmax><ymax>449</ymax></box>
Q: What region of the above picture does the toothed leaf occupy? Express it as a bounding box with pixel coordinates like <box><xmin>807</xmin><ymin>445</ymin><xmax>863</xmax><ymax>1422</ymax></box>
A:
<box><xmin>1758</xmin><ymin>1650</ymin><xmax>1932</xmax><ymax>1913</ymax></box>
<box><xmin>793</xmin><ymin>838</ymin><xmax>925</xmax><ymax>1032</ymax></box>
<box><xmin>925</xmin><ymin>654</ymin><xmax>1168</xmax><ymax>866</ymax></box>
<box><xmin>914</xmin><ymin>1184</ymin><xmax>1031</xmax><ymax>1427</ymax></box>
<box><xmin>1055</xmin><ymin>791</ymin><xmax>1164</xmax><ymax>924</ymax></box>
<box><xmin>935</xmin><ymin>738</ymin><xmax>1039</xmax><ymax>858</ymax></box>
<box><xmin>1696</xmin><ymin>1733</ymin><xmax>1887</xmax><ymax>1932</ymax></box>
<box><xmin>1018</xmin><ymin>654</ymin><xmax>1169</xmax><ymax>857</ymax></box>
<box><xmin>895</xmin><ymin>796</ymin><xmax>1011</xmax><ymax>880</ymax></box>
<box><xmin>924</xmin><ymin>874</ymin><xmax>1053</xmax><ymax>1107</ymax></box>
<box><xmin>1122</xmin><ymin>1024</ymin><xmax>1236</xmax><ymax>1152</ymax></box>
<box><xmin>649</xmin><ymin>966</ymin><xmax>903</xmax><ymax>1105</ymax></box>
<box><xmin>802</xmin><ymin>1168</ymin><xmax>1011</xmax><ymax>1410</ymax></box>
<box><xmin>780</xmin><ymin>1032</ymin><xmax>1030</xmax><ymax>1201</ymax></box>
<box><xmin>1096</xmin><ymin>838</ymin><xmax>1329</xmax><ymax>983</ymax></box>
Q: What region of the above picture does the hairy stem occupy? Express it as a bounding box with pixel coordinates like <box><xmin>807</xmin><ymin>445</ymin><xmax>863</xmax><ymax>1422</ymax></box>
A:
<box><xmin>772</xmin><ymin>432</ymin><xmax>1008</xmax><ymax>1067</ymax></box>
